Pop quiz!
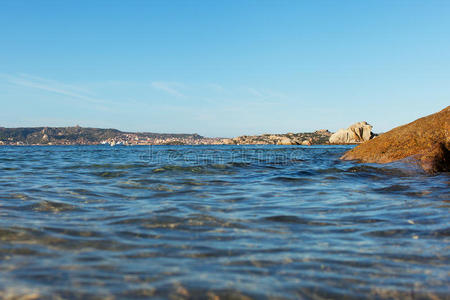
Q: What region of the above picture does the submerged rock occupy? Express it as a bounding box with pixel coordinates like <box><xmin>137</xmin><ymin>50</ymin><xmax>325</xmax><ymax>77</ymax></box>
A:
<box><xmin>341</xmin><ymin>106</ymin><xmax>450</xmax><ymax>173</ymax></box>
<box><xmin>329</xmin><ymin>121</ymin><xmax>374</xmax><ymax>144</ymax></box>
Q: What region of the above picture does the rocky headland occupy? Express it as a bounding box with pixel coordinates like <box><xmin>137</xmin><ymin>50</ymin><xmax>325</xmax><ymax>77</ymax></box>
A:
<box><xmin>221</xmin><ymin>130</ymin><xmax>332</xmax><ymax>145</ymax></box>
<box><xmin>341</xmin><ymin>106</ymin><xmax>450</xmax><ymax>173</ymax></box>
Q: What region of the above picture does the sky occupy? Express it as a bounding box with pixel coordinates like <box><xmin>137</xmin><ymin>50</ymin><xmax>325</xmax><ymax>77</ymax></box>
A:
<box><xmin>0</xmin><ymin>0</ymin><xmax>449</xmax><ymax>137</ymax></box>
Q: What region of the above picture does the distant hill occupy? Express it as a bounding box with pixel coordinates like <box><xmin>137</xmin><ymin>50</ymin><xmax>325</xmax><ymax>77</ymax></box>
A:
<box><xmin>0</xmin><ymin>126</ymin><xmax>335</xmax><ymax>146</ymax></box>
<box><xmin>0</xmin><ymin>126</ymin><xmax>208</xmax><ymax>145</ymax></box>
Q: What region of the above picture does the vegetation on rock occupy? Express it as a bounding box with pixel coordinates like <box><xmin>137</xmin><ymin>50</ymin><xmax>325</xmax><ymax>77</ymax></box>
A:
<box><xmin>222</xmin><ymin>130</ymin><xmax>332</xmax><ymax>145</ymax></box>
<box><xmin>0</xmin><ymin>126</ymin><xmax>214</xmax><ymax>145</ymax></box>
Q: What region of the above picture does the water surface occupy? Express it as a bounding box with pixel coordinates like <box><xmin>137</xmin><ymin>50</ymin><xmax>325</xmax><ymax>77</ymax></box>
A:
<box><xmin>0</xmin><ymin>145</ymin><xmax>448</xmax><ymax>299</ymax></box>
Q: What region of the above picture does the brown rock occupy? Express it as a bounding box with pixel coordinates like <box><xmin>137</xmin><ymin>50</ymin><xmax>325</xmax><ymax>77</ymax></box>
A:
<box><xmin>341</xmin><ymin>106</ymin><xmax>450</xmax><ymax>173</ymax></box>
<box><xmin>417</xmin><ymin>142</ymin><xmax>450</xmax><ymax>173</ymax></box>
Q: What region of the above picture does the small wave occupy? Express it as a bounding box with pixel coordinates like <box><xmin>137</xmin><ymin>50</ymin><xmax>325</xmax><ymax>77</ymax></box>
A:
<box><xmin>363</xmin><ymin>228</ymin><xmax>416</xmax><ymax>238</ymax></box>
<box><xmin>109</xmin><ymin>214</ymin><xmax>247</xmax><ymax>231</ymax></box>
<box><xmin>263</xmin><ymin>215</ymin><xmax>334</xmax><ymax>226</ymax></box>
<box><xmin>296</xmin><ymin>170</ymin><xmax>317</xmax><ymax>176</ymax></box>
<box><xmin>345</xmin><ymin>164</ymin><xmax>421</xmax><ymax>178</ymax></box>
<box><xmin>93</xmin><ymin>171</ymin><xmax>127</xmax><ymax>178</ymax></box>
<box><xmin>8</xmin><ymin>193</ymin><xmax>32</xmax><ymax>200</ymax></box>
<box><xmin>67</xmin><ymin>189</ymin><xmax>102</xmax><ymax>198</ymax></box>
<box><xmin>373</xmin><ymin>184</ymin><xmax>410</xmax><ymax>193</ymax></box>
<box><xmin>1</xmin><ymin>167</ymin><xmax>20</xmax><ymax>171</ymax></box>
<box><xmin>226</xmin><ymin>162</ymin><xmax>252</xmax><ymax>168</ymax></box>
<box><xmin>118</xmin><ymin>180</ymin><xmax>178</xmax><ymax>191</ymax></box>
<box><xmin>27</xmin><ymin>200</ymin><xmax>83</xmax><ymax>213</ymax></box>
<box><xmin>43</xmin><ymin>226</ymin><xmax>104</xmax><ymax>238</ymax></box>
<box><xmin>152</xmin><ymin>164</ymin><xmax>236</xmax><ymax>175</ymax></box>
<box><xmin>270</xmin><ymin>176</ymin><xmax>314</xmax><ymax>183</ymax></box>
<box><xmin>67</xmin><ymin>163</ymin><xmax>148</xmax><ymax>170</ymax></box>
<box><xmin>431</xmin><ymin>227</ymin><xmax>450</xmax><ymax>237</ymax></box>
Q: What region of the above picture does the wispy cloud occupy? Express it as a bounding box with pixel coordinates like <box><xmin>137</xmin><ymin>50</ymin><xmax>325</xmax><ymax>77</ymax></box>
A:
<box><xmin>151</xmin><ymin>81</ymin><xmax>185</xmax><ymax>97</ymax></box>
<box><xmin>247</xmin><ymin>87</ymin><xmax>264</xmax><ymax>98</ymax></box>
<box><xmin>206</xmin><ymin>83</ymin><xmax>226</xmax><ymax>93</ymax></box>
<box><xmin>246</xmin><ymin>87</ymin><xmax>288</xmax><ymax>101</ymax></box>
<box><xmin>1</xmin><ymin>73</ymin><xmax>108</xmax><ymax>105</ymax></box>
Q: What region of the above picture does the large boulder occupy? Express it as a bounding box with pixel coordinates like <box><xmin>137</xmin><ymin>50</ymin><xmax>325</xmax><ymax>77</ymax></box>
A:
<box><xmin>341</xmin><ymin>106</ymin><xmax>450</xmax><ymax>173</ymax></box>
<box><xmin>277</xmin><ymin>137</ymin><xmax>295</xmax><ymax>145</ymax></box>
<box><xmin>329</xmin><ymin>121</ymin><xmax>374</xmax><ymax>144</ymax></box>
<box><xmin>315</xmin><ymin>129</ymin><xmax>332</xmax><ymax>136</ymax></box>
<box><xmin>221</xmin><ymin>138</ymin><xmax>235</xmax><ymax>145</ymax></box>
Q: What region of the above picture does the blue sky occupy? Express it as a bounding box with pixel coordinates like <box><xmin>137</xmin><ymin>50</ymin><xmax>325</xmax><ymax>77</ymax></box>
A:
<box><xmin>0</xmin><ymin>0</ymin><xmax>449</xmax><ymax>137</ymax></box>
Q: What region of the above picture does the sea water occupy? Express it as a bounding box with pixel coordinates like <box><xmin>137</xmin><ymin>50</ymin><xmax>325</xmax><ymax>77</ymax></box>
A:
<box><xmin>0</xmin><ymin>145</ymin><xmax>448</xmax><ymax>299</ymax></box>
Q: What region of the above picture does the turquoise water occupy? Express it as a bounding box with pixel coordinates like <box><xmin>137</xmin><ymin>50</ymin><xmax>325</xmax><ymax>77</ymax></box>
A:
<box><xmin>0</xmin><ymin>145</ymin><xmax>449</xmax><ymax>299</ymax></box>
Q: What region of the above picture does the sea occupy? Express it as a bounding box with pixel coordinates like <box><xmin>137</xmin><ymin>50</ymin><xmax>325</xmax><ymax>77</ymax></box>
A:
<box><xmin>0</xmin><ymin>145</ymin><xmax>448</xmax><ymax>299</ymax></box>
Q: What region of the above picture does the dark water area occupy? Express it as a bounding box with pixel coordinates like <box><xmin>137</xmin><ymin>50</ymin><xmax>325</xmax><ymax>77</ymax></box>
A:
<box><xmin>0</xmin><ymin>145</ymin><xmax>448</xmax><ymax>299</ymax></box>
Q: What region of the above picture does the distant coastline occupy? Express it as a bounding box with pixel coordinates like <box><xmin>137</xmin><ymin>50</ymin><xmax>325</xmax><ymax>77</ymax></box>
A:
<box><xmin>0</xmin><ymin>126</ymin><xmax>334</xmax><ymax>146</ymax></box>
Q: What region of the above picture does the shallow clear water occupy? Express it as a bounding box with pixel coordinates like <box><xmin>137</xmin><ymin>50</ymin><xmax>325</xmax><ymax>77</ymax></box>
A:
<box><xmin>0</xmin><ymin>145</ymin><xmax>448</xmax><ymax>299</ymax></box>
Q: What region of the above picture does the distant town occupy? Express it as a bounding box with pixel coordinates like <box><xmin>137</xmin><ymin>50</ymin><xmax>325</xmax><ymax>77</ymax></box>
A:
<box><xmin>0</xmin><ymin>125</ymin><xmax>337</xmax><ymax>146</ymax></box>
<box><xmin>0</xmin><ymin>126</ymin><xmax>221</xmax><ymax>146</ymax></box>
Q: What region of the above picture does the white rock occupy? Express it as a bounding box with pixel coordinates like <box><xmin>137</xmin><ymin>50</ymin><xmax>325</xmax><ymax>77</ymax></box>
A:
<box><xmin>329</xmin><ymin>121</ymin><xmax>374</xmax><ymax>144</ymax></box>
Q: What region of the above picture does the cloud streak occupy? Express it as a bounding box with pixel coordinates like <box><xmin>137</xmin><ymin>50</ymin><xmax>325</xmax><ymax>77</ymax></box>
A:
<box><xmin>1</xmin><ymin>73</ymin><xmax>108</xmax><ymax>105</ymax></box>
<box><xmin>151</xmin><ymin>81</ymin><xmax>185</xmax><ymax>97</ymax></box>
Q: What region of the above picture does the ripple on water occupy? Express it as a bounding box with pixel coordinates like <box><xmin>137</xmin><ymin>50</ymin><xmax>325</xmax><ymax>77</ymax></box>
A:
<box><xmin>373</xmin><ymin>184</ymin><xmax>411</xmax><ymax>193</ymax></box>
<box><xmin>0</xmin><ymin>145</ymin><xmax>448</xmax><ymax>299</ymax></box>
<box><xmin>93</xmin><ymin>171</ymin><xmax>127</xmax><ymax>178</ymax></box>
<box><xmin>26</xmin><ymin>200</ymin><xmax>84</xmax><ymax>213</ymax></box>
<box><xmin>262</xmin><ymin>215</ymin><xmax>335</xmax><ymax>226</ymax></box>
